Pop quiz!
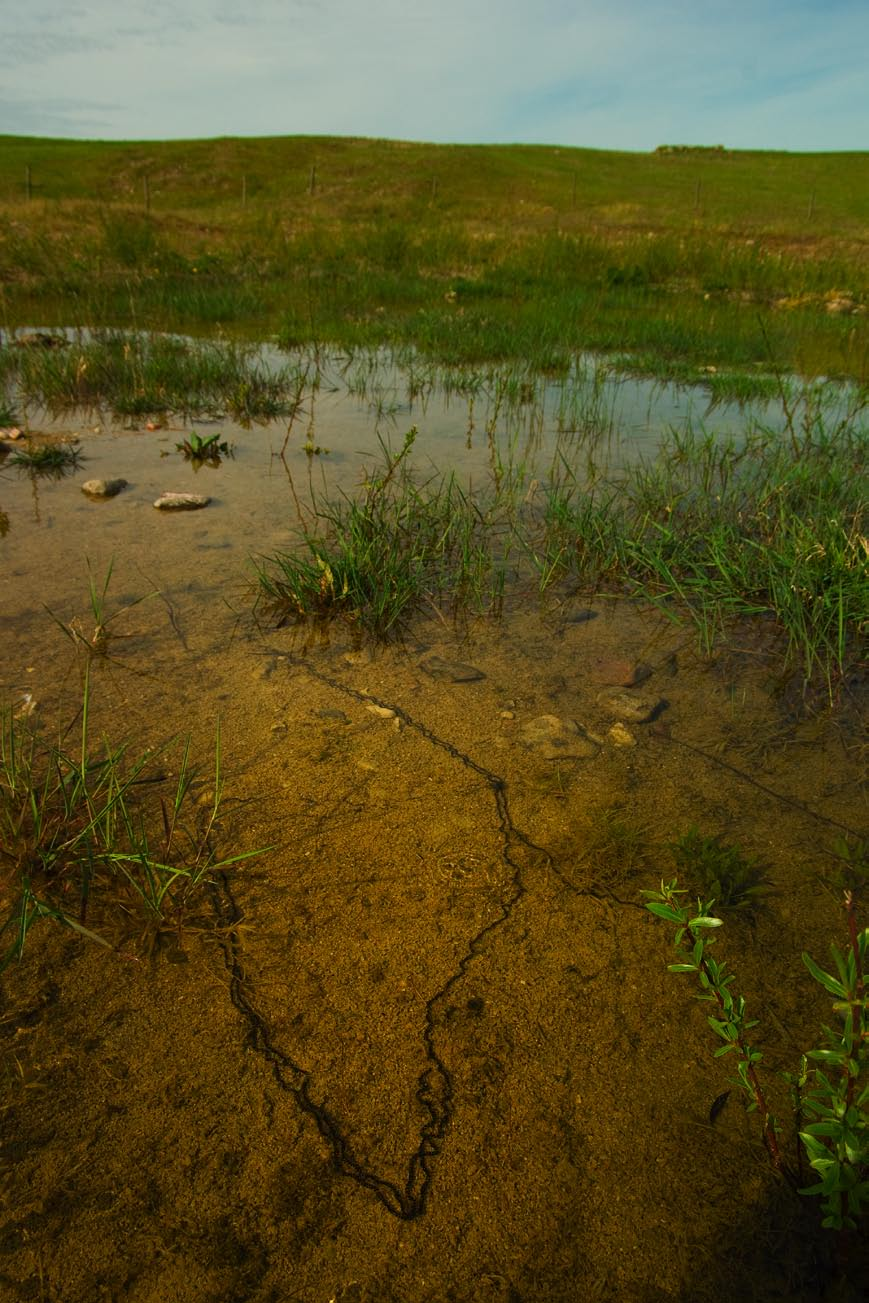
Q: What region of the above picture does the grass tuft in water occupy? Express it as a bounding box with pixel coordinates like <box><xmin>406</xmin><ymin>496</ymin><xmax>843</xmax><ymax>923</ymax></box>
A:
<box><xmin>0</xmin><ymin>574</ymin><xmax>262</xmax><ymax>966</ymax></box>
<box><xmin>9</xmin><ymin>441</ymin><xmax>83</xmax><ymax>472</ymax></box>
<box><xmin>669</xmin><ymin>826</ymin><xmax>772</xmax><ymax>912</ymax></box>
<box><xmin>531</xmin><ymin>414</ymin><xmax>867</xmax><ymax>696</ymax></box>
<box><xmin>2</xmin><ymin>331</ymin><xmax>307</xmax><ymax>422</ymax></box>
<box><xmin>255</xmin><ymin>426</ymin><xmax>511</xmax><ymax>636</ymax></box>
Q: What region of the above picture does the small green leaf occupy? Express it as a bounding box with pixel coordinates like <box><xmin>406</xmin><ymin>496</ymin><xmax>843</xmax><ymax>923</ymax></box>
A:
<box><xmin>667</xmin><ymin>963</ymin><xmax>698</xmax><ymax>973</ymax></box>
<box><xmin>707</xmin><ymin>1016</ymin><xmax>736</xmax><ymax>1040</ymax></box>
<box><xmin>802</xmin><ymin>952</ymin><xmax>847</xmax><ymax>998</ymax></box>
<box><xmin>646</xmin><ymin>902</ymin><xmax>685</xmax><ymax>924</ymax></box>
<box><xmin>806</xmin><ymin>1049</ymin><xmax>847</xmax><ymax>1065</ymax></box>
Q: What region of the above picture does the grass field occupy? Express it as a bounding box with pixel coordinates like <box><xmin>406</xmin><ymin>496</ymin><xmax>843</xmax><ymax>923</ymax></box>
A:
<box><xmin>0</xmin><ymin>135</ymin><xmax>866</xmax><ymax>380</ymax></box>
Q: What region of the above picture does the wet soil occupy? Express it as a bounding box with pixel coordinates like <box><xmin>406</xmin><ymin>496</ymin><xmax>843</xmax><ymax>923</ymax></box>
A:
<box><xmin>0</xmin><ymin>414</ymin><xmax>867</xmax><ymax>1302</ymax></box>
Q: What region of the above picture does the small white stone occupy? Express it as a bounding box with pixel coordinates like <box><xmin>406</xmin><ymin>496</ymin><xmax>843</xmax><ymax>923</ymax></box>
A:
<box><xmin>153</xmin><ymin>492</ymin><xmax>210</xmax><ymax>511</ymax></box>
<box><xmin>366</xmin><ymin>703</ymin><xmax>396</xmax><ymax>720</ymax></box>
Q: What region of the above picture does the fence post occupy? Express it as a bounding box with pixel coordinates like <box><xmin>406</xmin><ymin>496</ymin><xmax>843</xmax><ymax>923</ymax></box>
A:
<box><xmin>308</xmin><ymin>164</ymin><xmax>316</xmax><ymax>196</ymax></box>
<box><xmin>143</xmin><ymin>175</ymin><xmax>150</xmax><ymax>212</ymax></box>
<box><xmin>694</xmin><ymin>177</ymin><xmax>702</xmax><ymax>212</ymax></box>
<box><xmin>807</xmin><ymin>188</ymin><xmax>816</xmax><ymax>221</ymax></box>
<box><xmin>242</xmin><ymin>174</ymin><xmax>247</xmax><ymax>206</ymax></box>
<box><xmin>25</xmin><ymin>165</ymin><xmax>32</xmax><ymax>201</ymax></box>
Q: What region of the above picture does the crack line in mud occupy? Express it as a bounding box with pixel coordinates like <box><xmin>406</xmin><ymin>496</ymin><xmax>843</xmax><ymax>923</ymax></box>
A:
<box><xmin>210</xmin><ymin>654</ymin><xmax>555</xmax><ymax>1221</ymax></box>
<box><xmin>665</xmin><ymin>734</ymin><xmax>865</xmax><ymax>839</ymax></box>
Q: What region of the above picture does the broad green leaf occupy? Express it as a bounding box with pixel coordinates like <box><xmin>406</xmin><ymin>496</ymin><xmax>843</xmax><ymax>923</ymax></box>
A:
<box><xmin>802</xmin><ymin>951</ymin><xmax>847</xmax><ymax>998</ymax></box>
<box><xmin>800</xmin><ymin>1132</ymin><xmax>834</xmax><ymax>1161</ymax></box>
<box><xmin>803</xmin><ymin>1121</ymin><xmax>843</xmax><ymax>1139</ymax></box>
<box><xmin>646</xmin><ymin>902</ymin><xmax>685</xmax><ymax>924</ymax></box>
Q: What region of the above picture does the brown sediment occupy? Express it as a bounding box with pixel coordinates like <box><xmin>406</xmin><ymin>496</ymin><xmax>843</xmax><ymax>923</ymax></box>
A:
<box><xmin>0</xmin><ymin>405</ymin><xmax>866</xmax><ymax>1301</ymax></box>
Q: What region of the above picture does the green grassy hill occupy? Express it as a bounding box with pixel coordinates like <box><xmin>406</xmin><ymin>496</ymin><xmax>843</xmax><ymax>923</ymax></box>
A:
<box><xmin>0</xmin><ymin>135</ymin><xmax>866</xmax><ymax>379</ymax></box>
<box><xmin>1</xmin><ymin>134</ymin><xmax>867</xmax><ymax>237</ymax></box>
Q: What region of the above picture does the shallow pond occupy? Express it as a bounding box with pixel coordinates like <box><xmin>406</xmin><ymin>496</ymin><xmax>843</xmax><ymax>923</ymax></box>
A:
<box><xmin>0</xmin><ymin>347</ymin><xmax>866</xmax><ymax>1302</ymax></box>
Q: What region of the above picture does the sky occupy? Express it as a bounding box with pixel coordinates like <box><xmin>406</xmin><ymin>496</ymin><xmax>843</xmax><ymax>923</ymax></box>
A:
<box><xmin>0</xmin><ymin>0</ymin><xmax>866</xmax><ymax>151</ymax></box>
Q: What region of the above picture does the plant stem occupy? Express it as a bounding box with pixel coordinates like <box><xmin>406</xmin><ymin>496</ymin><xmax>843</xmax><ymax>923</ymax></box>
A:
<box><xmin>697</xmin><ymin>948</ymin><xmax>786</xmax><ymax>1174</ymax></box>
<box><xmin>843</xmin><ymin>890</ymin><xmax>865</xmax><ymax>1114</ymax></box>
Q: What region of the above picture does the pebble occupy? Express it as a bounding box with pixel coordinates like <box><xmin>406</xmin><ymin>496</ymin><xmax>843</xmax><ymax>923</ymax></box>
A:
<box><xmin>596</xmin><ymin>688</ymin><xmax>663</xmax><ymax>723</ymax></box>
<box><xmin>317</xmin><ymin>708</ymin><xmax>351</xmax><ymax>723</ymax></box>
<box><xmin>153</xmin><ymin>492</ymin><xmax>210</xmax><ymax>511</ymax></box>
<box><xmin>420</xmin><ymin>655</ymin><xmax>485</xmax><ymax>683</ymax></box>
<box><xmin>563</xmin><ymin>609</ymin><xmax>596</xmax><ymax>625</ymax></box>
<box><xmin>13</xmin><ymin>691</ymin><xmax>36</xmax><ymax>719</ymax></box>
<box><xmin>342</xmin><ymin>649</ymin><xmax>373</xmax><ymax>667</ymax></box>
<box><xmin>607</xmin><ymin>722</ymin><xmax>637</xmax><ymax>747</ymax></box>
<box><xmin>81</xmin><ymin>478</ymin><xmax>128</xmax><ymax>498</ymax></box>
<box><xmin>366</xmin><ymin>703</ymin><xmax>397</xmax><ymax>720</ymax></box>
<box><xmin>590</xmin><ymin>658</ymin><xmax>652</xmax><ymax>688</ymax></box>
<box><xmin>518</xmin><ymin>714</ymin><xmax>600</xmax><ymax>760</ymax></box>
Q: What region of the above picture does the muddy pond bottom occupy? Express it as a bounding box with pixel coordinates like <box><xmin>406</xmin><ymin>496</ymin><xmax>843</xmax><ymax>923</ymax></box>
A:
<box><xmin>0</xmin><ymin>404</ymin><xmax>867</xmax><ymax>1301</ymax></box>
<box><xmin>1</xmin><ymin>600</ymin><xmax>866</xmax><ymax>1300</ymax></box>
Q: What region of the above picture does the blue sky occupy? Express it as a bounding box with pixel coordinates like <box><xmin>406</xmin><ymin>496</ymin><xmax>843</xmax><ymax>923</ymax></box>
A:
<box><xmin>0</xmin><ymin>0</ymin><xmax>866</xmax><ymax>150</ymax></box>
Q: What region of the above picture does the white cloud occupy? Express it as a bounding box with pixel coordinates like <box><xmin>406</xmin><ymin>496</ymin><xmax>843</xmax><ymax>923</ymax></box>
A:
<box><xmin>0</xmin><ymin>0</ymin><xmax>864</xmax><ymax>148</ymax></box>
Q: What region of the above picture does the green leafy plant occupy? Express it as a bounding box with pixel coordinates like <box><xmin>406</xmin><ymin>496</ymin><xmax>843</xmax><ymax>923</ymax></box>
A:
<box><xmin>175</xmin><ymin>430</ymin><xmax>231</xmax><ymax>463</ymax></box>
<box><xmin>669</xmin><ymin>825</ymin><xmax>771</xmax><ymax>911</ymax></box>
<box><xmin>645</xmin><ymin>879</ymin><xmax>868</xmax><ymax>1233</ymax></box>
